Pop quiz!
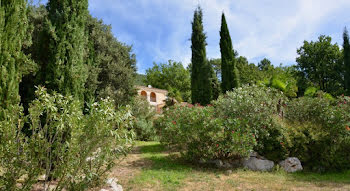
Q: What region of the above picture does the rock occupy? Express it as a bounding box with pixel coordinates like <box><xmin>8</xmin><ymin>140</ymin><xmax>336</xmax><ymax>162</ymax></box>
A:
<box><xmin>243</xmin><ymin>157</ymin><xmax>274</xmax><ymax>171</ymax></box>
<box><xmin>249</xmin><ymin>151</ymin><xmax>259</xmax><ymax>158</ymax></box>
<box><xmin>100</xmin><ymin>178</ymin><xmax>123</xmax><ymax>191</ymax></box>
<box><xmin>279</xmin><ymin>157</ymin><xmax>303</xmax><ymax>173</ymax></box>
<box><xmin>222</xmin><ymin>161</ymin><xmax>233</xmax><ymax>169</ymax></box>
<box><xmin>214</xmin><ymin>159</ymin><xmax>224</xmax><ymax>168</ymax></box>
<box><xmin>248</xmin><ymin>151</ymin><xmax>266</xmax><ymax>160</ymax></box>
<box><xmin>199</xmin><ymin>158</ymin><xmax>206</xmax><ymax>164</ymax></box>
<box><xmin>225</xmin><ymin>170</ymin><xmax>233</xmax><ymax>175</ymax></box>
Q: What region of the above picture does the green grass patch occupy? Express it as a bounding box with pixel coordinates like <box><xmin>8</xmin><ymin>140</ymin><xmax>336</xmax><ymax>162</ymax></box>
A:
<box><xmin>125</xmin><ymin>142</ymin><xmax>350</xmax><ymax>191</ymax></box>
<box><xmin>128</xmin><ymin>142</ymin><xmax>193</xmax><ymax>191</ymax></box>
<box><xmin>290</xmin><ymin>170</ymin><xmax>350</xmax><ymax>183</ymax></box>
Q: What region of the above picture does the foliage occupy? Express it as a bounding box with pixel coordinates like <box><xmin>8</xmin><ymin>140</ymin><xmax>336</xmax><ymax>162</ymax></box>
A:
<box><xmin>0</xmin><ymin>87</ymin><xmax>134</xmax><ymax>190</ymax></box>
<box><xmin>296</xmin><ymin>35</ymin><xmax>344</xmax><ymax>95</ymax></box>
<box><xmin>135</xmin><ymin>73</ymin><xmax>147</xmax><ymax>86</ymax></box>
<box><xmin>285</xmin><ymin>96</ymin><xmax>350</xmax><ymax>171</ymax></box>
<box><xmin>208</xmin><ymin>58</ymin><xmax>221</xmax><ymax>80</ymax></box>
<box><xmin>20</xmin><ymin>5</ymin><xmax>46</xmax><ymax>115</ymax></box>
<box><xmin>258</xmin><ymin>58</ymin><xmax>273</xmax><ymax>71</ymax></box>
<box><xmin>270</xmin><ymin>77</ymin><xmax>286</xmax><ymax>92</ymax></box>
<box><xmin>343</xmin><ymin>28</ymin><xmax>350</xmax><ymax>95</ymax></box>
<box><xmin>304</xmin><ymin>87</ymin><xmax>318</xmax><ymax>97</ymax></box>
<box><xmin>44</xmin><ymin>0</ymin><xmax>89</xmax><ymax>101</ymax></box>
<box><xmin>191</xmin><ymin>6</ymin><xmax>213</xmax><ymax>105</ymax></box>
<box><xmin>155</xmin><ymin>105</ymin><xmax>256</xmax><ymax>161</ymax></box>
<box><xmin>131</xmin><ymin>96</ymin><xmax>157</xmax><ymax>141</ymax></box>
<box><xmin>0</xmin><ymin>0</ymin><xmax>31</xmax><ymax>118</ymax></box>
<box><xmin>213</xmin><ymin>85</ymin><xmax>290</xmax><ymax>161</ymax></box>
<box><xmin>220</xmin><ymin>13</ymin><xmax>240</xmax><ymax>93</ymax></box>
<box><xmin>21</xmin><ymin>6</ymin><xmax>137</xmax><ymax>108</ymax></box>
<box><xmin>145</xmin><ymin>61</ymin><xmax>190</xmax><ymax>102</ymax></box>
<box><xmin>210</xmin><ymin>65</ymin><xmax>221</xmax><ymax>100</ymax></box>
<box><xmin>236</xmin><ymin>56</ymin><xmax>264</xmax><ymax>85</ymax></box>
<box><xmin>89</xmin><ymin>16</ymin><xmax>137</xmax><ymax>106</ymax></box>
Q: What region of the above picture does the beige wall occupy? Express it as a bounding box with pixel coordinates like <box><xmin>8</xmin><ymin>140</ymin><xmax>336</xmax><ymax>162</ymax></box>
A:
<box><xmin>137</xmin><ymin>86</ymin><xmax>168</xmax><ymax>113</ymax></box>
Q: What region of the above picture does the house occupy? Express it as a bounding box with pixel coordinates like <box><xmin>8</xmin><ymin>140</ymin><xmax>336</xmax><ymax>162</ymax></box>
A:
<box><xmin>136</xmin><ymin>85</ymin><xmax>168</xmax><ymax>113</ymax></box>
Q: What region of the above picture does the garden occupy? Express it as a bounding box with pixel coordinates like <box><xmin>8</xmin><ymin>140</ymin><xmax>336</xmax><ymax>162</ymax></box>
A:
<box><xmin>1</xmin><ymin>1</ymin><xmax>350</xmax><ymax>191</ymax></box>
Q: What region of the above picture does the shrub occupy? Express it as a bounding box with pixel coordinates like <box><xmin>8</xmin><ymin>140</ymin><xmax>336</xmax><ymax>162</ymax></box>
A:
<box><xmin>270</xmin><ymin>77</ymin><xmax>286</xmax><ymax>92</ymax></box>
<box><xmin>285</xmin><ymin>96</ymin><xmax>350</xmax><ymax>171</ymax></box>
<box><xmin>213</xmin><ymin>85</ymin><xmax>290</xmax><ymax>161</ymax></box>
<box><xmin>304</xmin><ymin>87</ymin><xmax>318</xmax><ymax>97</ymax></box>
<box><xmin>0</xmin><ymin>87</ymin><xmax>134</xmax><ymax>190</ymax></box>
<box><xmin>155</xmin><ymin>105</ymin><xmax>256</xmax><ymax>161</ymax></box>
<box><xmin>131</xmin><ymin>96</ymin><xmax>157</xmax><ymax>141</ymax></box>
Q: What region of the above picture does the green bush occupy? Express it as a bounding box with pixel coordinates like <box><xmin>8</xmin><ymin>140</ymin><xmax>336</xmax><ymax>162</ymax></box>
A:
<box><xmin>155</xmin><ymin>105</ymin><xmax>256</xmax><ymax>161</ymax></box>
<box><xmin>0</xmin><ymin>87</ymin><xmax>134</xmax><ymax>190</ymax></box>
<box><xmin>131</xmin><ymin>96</ymin><xmax>157</xmax><ymax>141</ymax></box>
<box><xmin>304</xmin><ymin>87</ymin><xmax>318</xmax><ymax>97</ymax></box>
<box><xmin>270</xmin><ymin>77</ymin><xmax>286</xmax><ymax>92</ymax></box>
<box><xmin>285</xmin><ymin>96</ymin><xmax>350</xmax><ymax>171</ymax></box>
<box><xmin>213</xmin><ymin>85</ymin><xmax>290</xmax><ymax>161</ymax></box>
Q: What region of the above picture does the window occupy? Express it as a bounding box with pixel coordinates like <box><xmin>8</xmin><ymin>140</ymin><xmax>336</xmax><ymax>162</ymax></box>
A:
<box><xmin>150</xmin><ymin>92</ymin><xmax>156</xmax><ymax>102</ymax></box>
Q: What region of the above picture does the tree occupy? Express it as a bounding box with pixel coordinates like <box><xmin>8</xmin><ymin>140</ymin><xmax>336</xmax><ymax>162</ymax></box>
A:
<box><xmin>0</xmin><ymin>0</ymin><xmax>30</xmax><ymax>117</ymax></box>
<box><xmin>43</xmin><ymin>0</ymin><xmax>89</xmax><ymax>101</ymax></box>
<box><xmin>208</xmin><ymin>58</ymin><xmax>221</xmax><ymax>81</ymax></box>
<box><xmin>236</xmin><ymin>56</ymin><xmax>264</xmax><ymax>85</ymax></box>
<box><xmin>191</xmin><ymin>6</ymin><xmax>212</xmax><ymax>105</ymax></box>
<box><xmin>145</xmin><ymin>61</ymin><xmax>191</xmax><ymax>102</ymax></box>
<box><xmin>344</xmin><ymin>28</ymin><xmax>350</xmax><ymax>95</ymax></box>
<box><xmin>296</xmin><ymin>35</ymin><xmax>343</xmax><ymax>94</ymax></box>
<box><xmin>258</xmin><ymin>58</ymin><xmax>273</xmax><ymax>71</ymax></box>
<box><xmin>86</xmin><ymin>16</ymin><xmax>137</xmax><ymax>106</ymax></box>
<box><xmin>220</xmin><ymin>13</ymin><xmax>239</xmax><ymax>93</ymax></box>
<box><xmin>20</xmin><ymin>5</ymin><xmax>46</xmax><ymax>114</ymax></box>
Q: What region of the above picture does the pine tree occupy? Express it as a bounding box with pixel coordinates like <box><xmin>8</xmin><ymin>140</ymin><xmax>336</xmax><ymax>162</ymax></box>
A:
<box><xmin>220</xmin><ymin>13</ymin><xmax>239</xmax><ymax>93</ymax></box>
<box><xmin>191</xmin><ymin>6</ymin><xmax>212</xmax><ymax>105</ymax></box>
<box><xmin>0</xmin><ymin>0</ymin><xmax>29</xmax><ymax>117</ymax></box>
<box><xmin>44</xmin><ymin>0</ymin><xmax>89</xmax><ymax>101</ymax></box>
<box><xmin>343</xmin><ymin>27</ymin><xmax>350</xmax><ymax>95</ymax></box>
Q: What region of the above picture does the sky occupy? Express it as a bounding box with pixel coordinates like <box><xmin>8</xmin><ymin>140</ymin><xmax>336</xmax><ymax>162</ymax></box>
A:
<box><xmin>33</xmin><ymin>0</ymin><xmax>350</xmax><ymax>74</ymax></box>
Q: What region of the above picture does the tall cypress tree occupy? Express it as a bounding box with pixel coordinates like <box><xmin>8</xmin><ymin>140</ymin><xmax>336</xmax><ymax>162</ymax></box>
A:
<box><xmin>220</xmin><ymin>13</ymin><xmax>239</xmax><ymax>93</ymax></box>
<box><xmin>344</xmin><ymin>27</ymin><xmax>350</xmax><ymax>95</ymax></box>
<box><xmin>191</xmin><ymin>6</ymin><xmax>212</xmax><ymax>105</ymax></box>
<box><xmin>44</xmin><ymin>0</ymin><xmax>88</xmax><ymax>101</ymax></box>
<box><xmin>0</xmin><ymin>0</ymin><xmax>29</xmax><ymax>117</ymax></box>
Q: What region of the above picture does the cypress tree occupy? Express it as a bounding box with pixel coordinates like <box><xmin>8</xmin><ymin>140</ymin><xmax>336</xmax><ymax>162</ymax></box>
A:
<box><xmin>44</xmin><ymin>0</ymin><xmax>88</xmax><ymax>101</ymax></box>
<box><xmin>191</xmin><ymin>6</ymin><xmax>212</xmax><ymax>105</ymax></box>
<box><xmin>0</xmin><ymin>0</ymin><xmax>29</xmax><ymax>117</ymax></box>
<box><xmin>220</xmin><ymin>13</ymin><xmax>239</xmax><ymax>93</ymax></box>
<box><xmin>344</xmin><ymin>27</ymin><xmax>350</xmax><ymax>95</ymax></box>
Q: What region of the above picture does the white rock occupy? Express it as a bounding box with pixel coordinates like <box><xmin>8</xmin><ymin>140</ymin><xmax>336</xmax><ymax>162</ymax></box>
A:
<box><xmin>102</xmin><ymin>178</ymin><xmax>123</xmax><ymax>191</ymax></box>
<box><xmin>214</xmin><ymin>160</ymin><xmax>224</xmax><ymax>168</ymax></box>
<box><xmin>279</xmin><ymin>157</ymin><xmax>303</xmax><ymax>173</ymax></box>
<box><xmin>243</xmin><ymin>157</ymin><xmax>274</xmax><ymax>171</ymax></box>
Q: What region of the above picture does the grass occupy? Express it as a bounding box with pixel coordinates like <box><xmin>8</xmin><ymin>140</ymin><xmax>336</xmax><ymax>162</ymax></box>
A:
<box><xmin>126</xmin><ymin>142</ymin><xmax>192</xmax><ymax>191</ymax></box>
<box><xmin>114</xmin><ymin>142</ymin><xmax>350</xmax><ymax>191</ymax></box>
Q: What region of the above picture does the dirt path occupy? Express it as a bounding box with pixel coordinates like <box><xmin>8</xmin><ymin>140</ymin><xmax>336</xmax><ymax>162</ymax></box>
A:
<box><xmin>107</xmin><ymin>147</ymin><xmax>151</xmax><ymax>186</ymax></box>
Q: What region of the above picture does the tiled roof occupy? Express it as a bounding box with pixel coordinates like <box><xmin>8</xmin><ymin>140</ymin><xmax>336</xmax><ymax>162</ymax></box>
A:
<box><xmin>136</xmin><ymin>86</ymin><xmax>168</xmax><ymax>94</ymax></box>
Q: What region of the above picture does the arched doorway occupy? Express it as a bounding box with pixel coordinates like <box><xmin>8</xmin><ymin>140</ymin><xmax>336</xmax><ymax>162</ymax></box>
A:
<box><xmin>150</xmin><ymin>92</ymin><xmax>156</xmax><ymax>102</ymax></box>
<box><xmin>141</xmin><ymin>91</ymin><xmax>147</xmax><ymax>99</ymax></box>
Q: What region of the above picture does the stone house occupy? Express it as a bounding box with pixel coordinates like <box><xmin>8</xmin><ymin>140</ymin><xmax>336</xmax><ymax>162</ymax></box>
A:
<box><xmin>136</xmin><ymin>85</ymin><xmax>168</xmax><ymax>113</ymax></box>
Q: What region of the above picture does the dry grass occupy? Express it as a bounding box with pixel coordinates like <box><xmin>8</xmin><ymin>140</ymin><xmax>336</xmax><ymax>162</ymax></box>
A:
<box><xmin>104</xmin><ymin>142</ymin><xmax>350</xmax><ymax>191</ymax></box>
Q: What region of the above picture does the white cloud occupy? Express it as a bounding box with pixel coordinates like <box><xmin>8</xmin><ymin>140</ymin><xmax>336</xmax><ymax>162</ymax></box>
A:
<box><xmin>89</xmin><ymin>0</ymin><xmax>350</xmax><ymax>71</ymax></box>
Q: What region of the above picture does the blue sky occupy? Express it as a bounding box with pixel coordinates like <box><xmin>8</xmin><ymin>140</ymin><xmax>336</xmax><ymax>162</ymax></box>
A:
<box><xmin>33</xmin><ymin>0</ymin><xmax>350</xmax><ymax>74</ymax></box>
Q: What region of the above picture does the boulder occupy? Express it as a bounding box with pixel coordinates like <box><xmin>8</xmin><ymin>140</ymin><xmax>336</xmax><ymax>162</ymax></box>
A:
<box><xmin>243</xmin><ymin>157</ymin><xmax>274</xmax><ymax>171</ymax></box>
<box><xmin>279</xmin><ymin>157</ymin><xmax>303</xmax><ymax>173</ymax></box>
<box><xmin>100</xmin><ymin>178</ymin><xmax>123</xmax><ymax>191</ymax></box>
